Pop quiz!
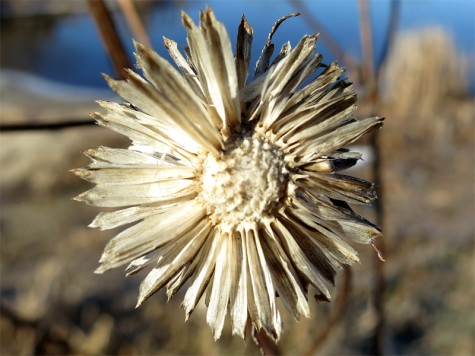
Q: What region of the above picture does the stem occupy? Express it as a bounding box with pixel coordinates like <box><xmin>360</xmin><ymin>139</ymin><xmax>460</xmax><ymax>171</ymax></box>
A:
<box><xmin>370</xmin><ymin>128</ymin><xmax>386</xmax><ymax>356</ymax></box>
<box><xmin>118</xmin><ymin>0</ymin><xmax>152</xmax><ymax>48</ymax></box>
<box><xmin>87</xmin><ymin>0</ymin><xmax>131</xmax><ymax>80</ymax></box>
<box><xmin>358</xmin><ymin>0</ymin><xmax>376</xmax><ymax>97</ymax></box>
<box><xmin>358</xmin><ymin>1</ymin><xmax>387</xmax><ymax>354</ymax></box>
<box><xmin>252</xmin><ymin>327</ymin><xmax>281</xmax><ymax>356</ymax></box>
<box><xmin>377</xmin><ymin>0</ymin><xmax>401</xmax><ymax>77</ymax></box>
<box><xmin>0</xmin><ymin>119</ymin><xmax>95</xmax><ymax>132</ymax></box>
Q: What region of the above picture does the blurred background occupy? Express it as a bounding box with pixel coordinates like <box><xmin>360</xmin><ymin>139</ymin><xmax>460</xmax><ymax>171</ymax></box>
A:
<box><xmin>1</xmin><ymin>0</ymin><xmax>473</xmax><ymax>354</ymax></box>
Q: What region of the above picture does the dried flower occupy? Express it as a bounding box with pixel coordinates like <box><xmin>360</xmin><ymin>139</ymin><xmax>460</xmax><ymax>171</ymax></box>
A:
<box><xmin>73</xmin><ymin>8</ymin><xmax>383</xmax><ymax>341</ymax></box>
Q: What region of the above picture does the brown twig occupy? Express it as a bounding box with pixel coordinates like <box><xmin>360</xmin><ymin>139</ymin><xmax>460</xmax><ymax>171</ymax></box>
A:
<box><xmin>358</xmin><ymin>0</ymin><xmax>376</xmax><ymax>98</ymax></box>
<box><xmin>87</xmin><ymin>0</ymin><xmax>131</xmax><ymax>80</ymax></box>
<box><xmin>118</xmin><ymin>0</ymin><xmax>152</xmax><ymax>48</ymax></box>
<box><xmin>358</xmin><ymin>1</ymin><xmax>387</xmax><ymax>354</ymax></box>
<box><xmin>304</xmin><ymin>266</ymin><xmax>352</xmax><ymax>356</ymax></box>
<box><xmin>369</xmin><ymin>128</ymin><xmax>386</xmax><ymax>356</ymax></box>
<box><xmin>376</xmin><ymin>0</ymin><xmax>401</xmax><ymax>76</ymax></box>
<box><xmin>0</xmin><ymin>119</ymin><xmax>95</xmax><ymax>132</ymax></box>
<box><xmin>252</xmin><ymin>327</ymin><xmax>281</xmax><ymax>356</ymax></box>
<box><xmin>289</xmin><ymin>0</ymin><xmax>359</xmax><ymax>70</ymax></box>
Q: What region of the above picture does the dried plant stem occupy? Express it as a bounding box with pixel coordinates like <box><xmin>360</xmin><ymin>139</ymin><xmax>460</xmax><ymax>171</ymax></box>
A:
<box><xmin>370</xmin><ymin>129</ymin><xmax>386</xmax><ymax>355</ymax></box>
<box><xmin>252</xmin><ymin>327</ymin><xmax>281</xmax><ymax>356</ymax></box>
<box><xmin>0</xmin><ymin>119</ymin><xmax>95</xmax><ymax>132</ymax></box>
<box><xmin>118</xmin><ymin>0</ymin><xmax>152</xmax><ymax>48</ymax></box>
<box><xmin>358</xmin><ymin>0</ymin><xmax>376</xmax><ymax>97</ymax></box>
<box><xmin>304</xmin><ymin>266</ymin><xmax>352</xmax><ymax>356</ymax></box>
<box><xmin>87</xmin><ymin>0</ymin><xmax>131</xmax><ymax>80</ymax></box>
<box><xmin>358</xmin><ymin>1</ymin><xmax>387</xmax><ymax>354</ymax></box>
<box><xmin>377</xmin><ymin>0</ymin><xmax>401</xmax><ymax>77</ymax></box>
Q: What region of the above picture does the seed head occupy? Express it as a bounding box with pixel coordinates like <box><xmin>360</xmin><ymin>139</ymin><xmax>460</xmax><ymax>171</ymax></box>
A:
<box><xmin>73</xmin><ymin>7</ymin><xmax>383</xmax><ymax>341</ymax></box>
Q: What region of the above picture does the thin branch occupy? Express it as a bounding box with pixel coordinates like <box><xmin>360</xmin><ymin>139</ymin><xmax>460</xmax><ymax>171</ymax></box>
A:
<box><xmin>358</xmin><ymin>0</ymin><xmax>376</xmax><ymax>97</ymax></box>
<box><xmin>87</xmin><ymin>0</ymin><xmax>131</xmax><ymax>80</ymax></box>
<box><xmin>304</xmin><ymin>266</ymin><xmax>352</xmax><ymax>356</ymax></box>
<box><xmin>369</xmin><ymin>128</ymin><xmax>387</xmax><ymax>356</ymax></box>
<box><xmin>0</xmin><ymin>119</ymin><xmax>95</xmax><ymax>132</ymax></box>
<box><xmin>289</xmin><ymin>0</ymin><xmax>359</xmax><ymax>70</ymax></box>
<box><xmin>376</xmin><ymin>0</ymin><xmax>401</xmax><ymax>76</ymax></box>
<box><xmin>358</xmin><ymin>1</ymin><xmax>387</xmax><ymax>354</ymax></box>
<box><xmin>118</xmin><ymin>0</ymin><xmax>152</xmax><ymax>48</ymax></box>
<box><xmin>252</xmin><ymin>327</ymin><xmax>281</xmax><ymax>356</ymax></box>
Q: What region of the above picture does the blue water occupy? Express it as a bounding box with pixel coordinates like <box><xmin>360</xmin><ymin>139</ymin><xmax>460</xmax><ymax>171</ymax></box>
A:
<box><xmin>7</xmin><ymin>0</ymin><xmax>475</xmax><ymax>89</ymax></box>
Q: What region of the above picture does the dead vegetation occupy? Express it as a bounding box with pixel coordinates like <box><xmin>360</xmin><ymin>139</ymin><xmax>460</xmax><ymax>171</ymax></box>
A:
<box><xmin>1</xmin><ymin>25</ymin><xmax>474</xmax><ymax>355</ymax></box>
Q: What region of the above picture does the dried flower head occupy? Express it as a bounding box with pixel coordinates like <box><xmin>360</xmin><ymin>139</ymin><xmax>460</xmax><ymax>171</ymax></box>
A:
<box><xmin>74</xmin><ymin>8</ymin><xmax>383</xmax><ymax>341</ymax></box>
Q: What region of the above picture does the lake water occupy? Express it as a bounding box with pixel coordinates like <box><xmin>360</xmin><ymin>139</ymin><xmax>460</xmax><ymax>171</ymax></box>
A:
<box><xmin>1</xmin><ymin>0</ymin><xmax>474</xmax><ymax>91</ymax></box>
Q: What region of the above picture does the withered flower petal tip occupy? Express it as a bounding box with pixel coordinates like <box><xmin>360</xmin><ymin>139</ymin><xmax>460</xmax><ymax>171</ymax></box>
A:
<box><xmin>74</xmin><ymin>8</ymin><xmax>382</xmax><ymax>341</ymax></box>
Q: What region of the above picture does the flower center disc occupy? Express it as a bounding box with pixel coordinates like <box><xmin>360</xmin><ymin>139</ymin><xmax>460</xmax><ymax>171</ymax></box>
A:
<box><xmin>200</xmin><ymin>134</ymin><xmax>287</xmax><ymax>232</ymax></box>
